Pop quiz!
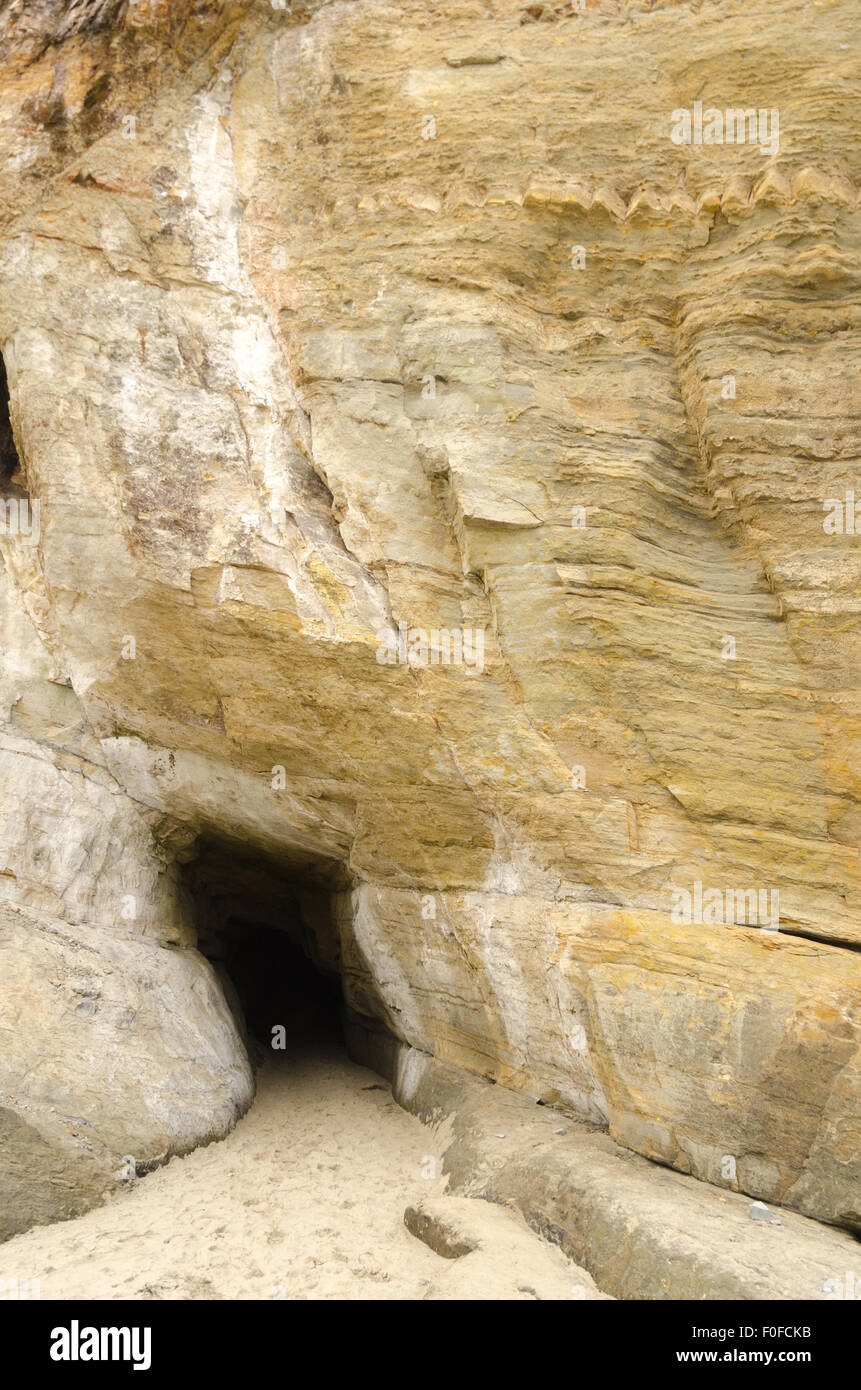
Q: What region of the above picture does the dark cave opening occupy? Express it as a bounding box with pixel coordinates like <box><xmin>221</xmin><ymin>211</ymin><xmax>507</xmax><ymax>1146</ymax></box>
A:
<box><xmin>0</xmin><ymin>352</ymin><xmax>20</xmax><ymax>489</ymax></box>
<box><xmin>183</xmin><ymin>837</ymin><xmax>347</xmax><ymax>1059</ymax></box>
<box><xmin>207</xmin><ymin>917</ymin><xmax>343</xmax><ymax>1050</ymax></box>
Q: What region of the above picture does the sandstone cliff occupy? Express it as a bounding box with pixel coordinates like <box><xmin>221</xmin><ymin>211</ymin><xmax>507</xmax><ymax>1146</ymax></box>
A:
<box><xmin>0</xmin><ymin>0</ymin><xmax>859</xmax><ymax>1241</ymax></box>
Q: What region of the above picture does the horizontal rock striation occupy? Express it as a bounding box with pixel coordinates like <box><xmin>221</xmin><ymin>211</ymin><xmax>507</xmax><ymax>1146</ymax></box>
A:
<box><xmin>0</xmin><ymin>0</ymin><xmax>858</xmax><ymax>1239</ymax></box>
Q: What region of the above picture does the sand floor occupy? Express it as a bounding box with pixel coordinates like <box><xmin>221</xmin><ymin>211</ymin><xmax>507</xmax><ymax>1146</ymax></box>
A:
<box><xmin>0</xmin><ymin>1038</ymin><xmax>594</xmax><ymax>1300</ymax></box>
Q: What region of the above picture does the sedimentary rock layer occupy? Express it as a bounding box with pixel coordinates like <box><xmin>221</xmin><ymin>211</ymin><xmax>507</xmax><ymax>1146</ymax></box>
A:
<box><xmin>0</xmin><ymin>0</ymin><xmax>858</xmax><ymax>1237</ymax></box>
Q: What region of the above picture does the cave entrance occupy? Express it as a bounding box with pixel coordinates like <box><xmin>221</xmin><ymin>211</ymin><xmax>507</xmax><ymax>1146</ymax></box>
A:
<box><xmin>182</xmin><ymin>837</ymin><xmax>347</xmax><ymax>1061</ymax></box>
<box><xmin>211</xmin><ymin>919</ymin><xmax>342</xmax><ymax>1049</ymax></box>
<box><xmin>0</xmin><ymin>352</ymin><xmax>20</xmax><ymax>488</ymax></box>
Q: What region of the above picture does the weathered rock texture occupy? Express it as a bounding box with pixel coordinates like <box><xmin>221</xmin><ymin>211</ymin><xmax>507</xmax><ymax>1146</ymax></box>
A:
<box><xmin>0</xmin><ymin>0</ymin><xmax>859</xmax><ymax>1241</ymax></box>
<box><xmin>390</xmin><ymin>1041</ymin><xmax>861</xmax><ymax>1300</ymax></box>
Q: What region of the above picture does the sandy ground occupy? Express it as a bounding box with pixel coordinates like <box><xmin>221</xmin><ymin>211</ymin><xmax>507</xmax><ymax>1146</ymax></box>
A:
<box><xmin>0</xmin><ymin>1038</ymin><xmax>597</xmax><ymax>1300</ymax></box>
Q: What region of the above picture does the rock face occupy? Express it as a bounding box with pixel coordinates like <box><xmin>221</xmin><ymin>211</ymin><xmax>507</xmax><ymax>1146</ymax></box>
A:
<box><xmin>0</xmin><ymin>0</ymin><xmax>859</xmax><ymax>1238</ymax></box>
<box><xmin>0</xmin><ymin>902</ymin><xmax>253</xmax><ymax>1241</ymax></box>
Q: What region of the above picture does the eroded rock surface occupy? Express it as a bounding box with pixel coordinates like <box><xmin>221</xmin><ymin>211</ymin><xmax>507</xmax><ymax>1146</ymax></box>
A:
<box><xmin>0</xmin><ymin>0</ymin><xmax>859</xmax><ymax>1240</ymax></box>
